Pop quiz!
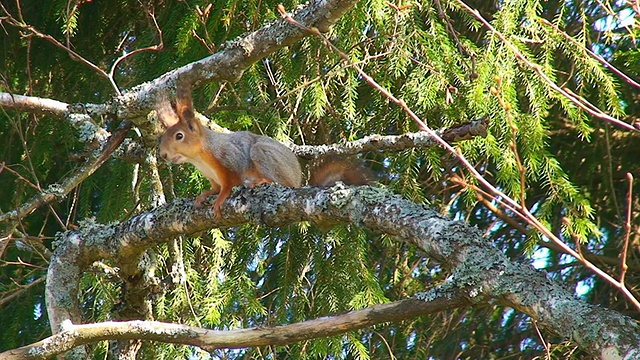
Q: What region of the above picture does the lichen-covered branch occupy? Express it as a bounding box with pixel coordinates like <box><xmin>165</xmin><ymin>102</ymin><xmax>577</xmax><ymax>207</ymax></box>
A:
<box><xmin>2</xmin><ymin>296</ymin><xmax>468</xmax><ymax>360</ymax></box>
<box><xmin>46</xmin><ymin>184</ymin><xmax>640</xmax><ymax>358</ymax></box>
<box><xmin>112</xmin><ymin>0</ymin><xmax>361</xmax><ymax>121</ymax></box>
<box><xmin>293</xmin><ymin>117</ymin><xmax>488</xmax><ymax>159</ymax></box>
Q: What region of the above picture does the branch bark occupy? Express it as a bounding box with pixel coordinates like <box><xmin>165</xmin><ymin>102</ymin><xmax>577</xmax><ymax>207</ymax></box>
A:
<box><xmin>112</xmin><ymin>0</ymin><xmax>361</xmax><ymax>121</ymax></box>
<box><xmin>44</xmin><ymin>184</ymin><xmax>640</xmax><ymax>359</ymax></box>
<box><xmin>0</xmin><ymin>93</ymin><xmax>68</xmax><ymax>117</ymax></box>
<box><xmin>2</xmin><ymin>295</ymin><xmax>469</xmax><ymax>359</ymax></box>
<box><xmin>293</xmin><ymin>117</ymin><xmax>488</xmax><ymax>159</ymax></box>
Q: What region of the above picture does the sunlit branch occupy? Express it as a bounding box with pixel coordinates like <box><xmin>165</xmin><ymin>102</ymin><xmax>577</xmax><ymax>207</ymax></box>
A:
<box><xmin>1</xmin><ymin>296</ymin><xmax>467</xmax><ymax>359</ymax></box>
<box><xmin>620</xmin><ymin>173</ymin><xmax>634</xmax><ymax>284</ymax></box>
<box><xmin>0</xmin><ymin>93</ymin><xmax>69</xmax><ymax>117</ymax></box>
<box><xmin>293</xmin><ymin>118</ymin><xmax>487</xmax><ymax>159</ymax></box>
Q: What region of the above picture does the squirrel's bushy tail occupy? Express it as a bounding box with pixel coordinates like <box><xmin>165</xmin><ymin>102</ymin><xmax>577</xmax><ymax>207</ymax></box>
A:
<box><xmin>308</xmin><ymin>157</ymin><xmax>372</xmax><ymax>187</ymax></box>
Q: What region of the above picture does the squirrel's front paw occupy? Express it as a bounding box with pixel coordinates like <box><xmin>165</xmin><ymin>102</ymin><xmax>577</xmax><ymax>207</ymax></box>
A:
<box><xmin>194</xmin><ymin>193</ymin><xmax>208</xmax><ymax>208</ymax></box>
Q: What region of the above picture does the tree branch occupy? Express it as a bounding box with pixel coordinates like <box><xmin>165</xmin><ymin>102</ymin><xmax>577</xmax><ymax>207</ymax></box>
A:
<box><xmin>293</xmin><ymin>117</ymin><xmax>488</xmax><ymax>159</ymax></box>
<box><xmin>113</xmin><ymin>0</ymin><xmax>361</xmax><ymax>121</ymax></box>
<box><xmin>2</xmin><ymin>295</ymin><xmax>469</xmax><ymax>359</ymax></box>
<box><xmin>45</xmin><ymin>184</ymin><xmax>640</xmax><ymax>358</ymax></box>
<box><xmin>0</xmin><ymin>93</ymin><xmax>68</xmax><ymax>117</ymax></box>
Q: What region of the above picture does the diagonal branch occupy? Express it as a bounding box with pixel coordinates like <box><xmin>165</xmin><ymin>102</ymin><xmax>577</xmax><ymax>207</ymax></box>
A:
<box><xmin>0</xmin><ymin>3</ymin><xmax>112</xmax><ymax>89</ymax></box>
<box><xmin>453</xmin><ymin>0</ymin><xmax>638</xmax><ymax>133</ymax></box>
<box><xmin>281</xmin><ymin>4</ymin><xmax>640</xmax><ymax>311</ymax></box>
<box><xmin>539</xmin><ymin>18</ymin><xmax>640</xmax><ymax>90</ymax></box>
<box><xmin>112</xmin><ymin>0</ymin><xmax>361</xmax><ymax>120</ymax></box>
<box><xmin>0</xmin><ymin>121</ymin><xmax>131</xmax><ymax>225</ymax></box>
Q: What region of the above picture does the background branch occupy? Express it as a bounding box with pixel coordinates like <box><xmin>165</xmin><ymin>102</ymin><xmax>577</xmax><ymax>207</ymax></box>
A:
<box><xmin>3</xmin><ymin>295</ymin><xmax>469</xmax><ymax>360</ymax></box>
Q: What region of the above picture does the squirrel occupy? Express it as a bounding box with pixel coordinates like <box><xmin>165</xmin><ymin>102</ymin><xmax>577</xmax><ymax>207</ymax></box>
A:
<box><xmin>157</xmin><ymin>85</ymin><xmax>370</xmax><ymax>217</ymax></box>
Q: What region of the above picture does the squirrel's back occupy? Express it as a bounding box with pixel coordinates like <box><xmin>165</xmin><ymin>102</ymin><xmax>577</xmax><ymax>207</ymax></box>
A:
<box><xmin>201</xmin><ymin>130</ymin><xmax>303</xmax><ymax>187</ymax></box>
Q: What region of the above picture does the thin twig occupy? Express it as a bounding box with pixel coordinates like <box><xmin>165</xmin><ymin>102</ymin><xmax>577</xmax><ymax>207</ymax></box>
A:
<box><xmin>0</xmin><ymin>162</ymin><xmax>39</xmax><ymax>190</ymax></box>
<box><xmin>108</xmin><ymin>4</ymin><xmax>164</xmax><ymax>95</ymax></box>
<box><xmin>591</xmin><ymin>0</ymin><xmax>636</xmax><ymax>44</ymax></box>
<box><xmin>539</xmin><ymin>18</ymin><xmax>640</xmax><ymax>89</ymax></box>
<box><xmin>532</xmin><ymin>320</ymin><xmax>551</xmax><ymax>360</ymax></box>
<box><xmin>453</xmin><ymin>0</ymin><xmax>638</xmax><ymax>133</ymax></box>
<box><xmin>0</xmin><ymin>276</ymin><xmax>45</xmax><ymax>308</ymax></box>
<box><xmin>620</xmin><ymin>173</ymin><xmax>633</xmax><ymax>284</ymax></box>
<box><xmin>0</xmin><ymin>3</ymin><xmax>111</xmax><ymax>85</ymax></box>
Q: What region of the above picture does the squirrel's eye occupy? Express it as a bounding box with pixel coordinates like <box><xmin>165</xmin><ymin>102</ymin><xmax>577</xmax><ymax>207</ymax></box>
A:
<box><xmin>175</xmin><ymin>132</ymin><xmax>184</xmax><ymax>140</ymax></box>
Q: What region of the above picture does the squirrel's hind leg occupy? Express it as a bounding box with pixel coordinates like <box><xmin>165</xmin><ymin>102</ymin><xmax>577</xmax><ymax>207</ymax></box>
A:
<box><xmin>249</xmin><ymin>142</ymin><xmax>302</xmax><ymax>187</ymax></box>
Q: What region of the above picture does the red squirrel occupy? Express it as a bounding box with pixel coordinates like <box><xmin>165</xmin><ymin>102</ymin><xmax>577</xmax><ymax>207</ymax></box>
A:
<box><xmin>157</xmin><ymin>85</ymin><xmax>370</xmax><ymax>217</ymax></box>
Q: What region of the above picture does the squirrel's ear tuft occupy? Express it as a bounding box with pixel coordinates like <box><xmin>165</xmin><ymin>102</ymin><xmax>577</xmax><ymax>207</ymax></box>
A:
<box><xmin>156</xmin><ymin>93</ymin><xmax>180</xmax><ymax>128</ymax></box>
<box><xmin>175</xmin><ymin>83</ymin><xmax>196</xmax><ymax>121</ymax></box>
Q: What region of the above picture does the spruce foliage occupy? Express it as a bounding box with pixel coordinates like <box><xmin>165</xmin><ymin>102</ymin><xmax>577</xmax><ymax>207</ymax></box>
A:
<box><xmin>1</xmin><ymin>0</ymin><xmax>638</xmax><ymax>358</ymax></box>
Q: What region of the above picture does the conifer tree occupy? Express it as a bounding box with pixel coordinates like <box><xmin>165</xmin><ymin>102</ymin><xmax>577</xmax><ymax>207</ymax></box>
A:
<box><xmin>1</xmin><ymin>0</ymin><xmax>639</xmax><ymax>359</ymax></box>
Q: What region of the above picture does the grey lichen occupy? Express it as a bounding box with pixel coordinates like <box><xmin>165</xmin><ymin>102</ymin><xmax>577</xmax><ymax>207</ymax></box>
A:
<box><xmin>76</xmin><ymin>217</ymin><xmax>117</xmax><ymax>247</ymax></box>
<box><xmin>415</xmin><ymin>285</ymin><xmax>450</xmax><ymax>302</ymax></box>
<box><xmin>131</xmin><ymin>320</ymin><xmax>199</xmax><ymax>338</ymax></box>
<box><xmin>357</xmin><ymin>184</ymin><xmax>396</xmax><ymax>203</ymax></box>
<box><xmin>326</xmin><ymin>183</ymin><xmax>356</xmax><ymax>208</ymax></box>
<box><xmin>47</xmin><ymin>183</ymin><xmax>66</xmax><ymax>197</ymax></box>
<box><xmin>68</xmin><ymin>113</ymin><xmax>110</xmax><ymax>143</ymax></box>
<box><xmin>236</xmin><ymin>37</ymin><xmax>254</xmax><ymax>56</ymax></box>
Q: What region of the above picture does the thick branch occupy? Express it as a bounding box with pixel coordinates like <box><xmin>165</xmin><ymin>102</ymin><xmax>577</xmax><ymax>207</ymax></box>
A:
<box><xmin>113</xmin><ymin>0</ymin><xmax>360</xmax><ymax>121</ymax></box>
<box><xmin>46</xmin><ymin>184</ymin><xmax>640</xmax><ymax>358</ymax></box>
<box><xmin>2</xmin><ymin>295</ymin><xmax>469</xmax><ymax>359</ymax></box>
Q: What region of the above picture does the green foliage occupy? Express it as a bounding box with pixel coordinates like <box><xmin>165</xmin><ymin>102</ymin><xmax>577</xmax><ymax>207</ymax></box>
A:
<box><xmin>1</xmin><ymin>0</ymin><xmax>638</xmax><ymax>358</ymax></box>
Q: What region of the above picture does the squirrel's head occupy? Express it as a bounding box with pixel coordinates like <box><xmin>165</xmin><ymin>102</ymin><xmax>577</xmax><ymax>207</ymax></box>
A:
<box><xmin>157</xmin><ymin>85</ymin><xmax>204</xmax><ymax>164</ymax></box>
